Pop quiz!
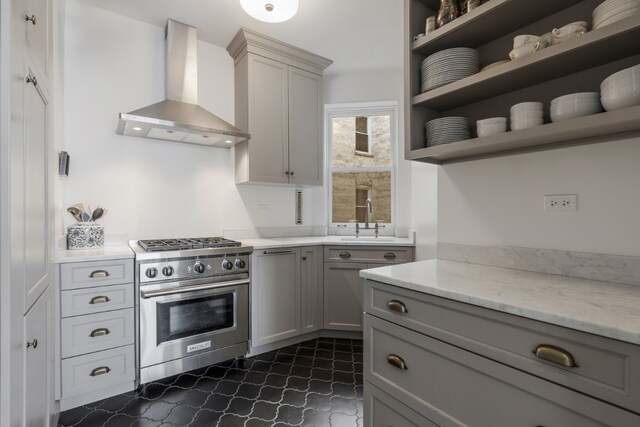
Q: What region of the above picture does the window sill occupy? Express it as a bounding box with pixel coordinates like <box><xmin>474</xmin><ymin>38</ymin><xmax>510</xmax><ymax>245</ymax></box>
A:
<box><xmin>354</xmin><ymin>150</ymin><xmax>374</xmax><ymax>158</ymax></box>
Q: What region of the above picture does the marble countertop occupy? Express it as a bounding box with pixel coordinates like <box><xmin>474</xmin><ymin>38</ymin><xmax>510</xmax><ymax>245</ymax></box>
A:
<box><xmin>54</xmin><ymin>245</ymin><xmax>134</xmax><ymax>263</ymax></box>
<box><xmin>360</xmin><ymin>259</ymin><xmax>640</xmax><ymax>345</ymax></box>
<box><xmin>239</xmin><ymin>235</ymin><xmax>415</xmax><ymax>250</ymax></box>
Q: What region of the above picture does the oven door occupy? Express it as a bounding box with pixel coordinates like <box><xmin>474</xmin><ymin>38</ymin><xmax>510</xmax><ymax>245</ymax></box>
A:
<box><xmin>139</xmin><ymin>279</ymin><xmax>248</xmax><ymax>368</ymax></box>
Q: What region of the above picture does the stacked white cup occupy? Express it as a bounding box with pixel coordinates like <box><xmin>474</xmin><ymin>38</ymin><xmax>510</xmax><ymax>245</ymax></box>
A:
<box><xmin>510</xmin><ymin>102</ymin><xmax>544</xmax><ymax>131</ymax></box>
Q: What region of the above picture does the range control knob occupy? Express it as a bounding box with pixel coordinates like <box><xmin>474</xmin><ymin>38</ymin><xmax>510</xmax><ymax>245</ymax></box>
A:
<box><xmin>145</xmin><ymin>267</ymin><xmax>158</xmax><ymax>279</ymax></box>
<box><xmin>222</xmin><ymin>259</ymin><xmax>233</xmax><ymax>270</ymax></box>
<box><xmin>193</xmin><ymin>262</ymin><xmax>205</xmax><ymax>274</ymax></box>
<box><xmin>234</xmin><ymin>259</ymin><xmax>246</xmax><ymax>269</ymax></box>
<box><xmin>162</xmin><ymin>266</ymin><xmax>174</xmax><ymax>277</ymax></box>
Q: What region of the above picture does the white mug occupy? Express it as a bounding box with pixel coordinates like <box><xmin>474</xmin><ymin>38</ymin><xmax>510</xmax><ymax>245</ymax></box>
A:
<box><xmin>513</xmin><ymin>35</ymin><xmax>544</xmax><ymax>49</ymax></box>
<box><xmin>509</xmin><ymin>42</ymin><xmax>541</xmax><ymax>60</ymax></box>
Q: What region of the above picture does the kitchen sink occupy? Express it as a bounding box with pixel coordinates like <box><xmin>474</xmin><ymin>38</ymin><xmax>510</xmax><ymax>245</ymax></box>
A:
<box><xmin>340</xmin><ymin>237</ymin><xmax>396</xmax><ymax>242</ymax></box>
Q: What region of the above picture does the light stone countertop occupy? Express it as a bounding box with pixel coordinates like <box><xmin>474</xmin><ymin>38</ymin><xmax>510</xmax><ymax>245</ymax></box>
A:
<box><xmin>360</xmin><ymin>259</ymin><xmax>640</xmax><ymax>345</ymax></box>
<box><xmin>54</xmin><ymin>245</ymin><xmax>134</xmax><ymax>264</ymax></box>
<box><xmin>239</xmin><ymin>235</ymin><xmax>415</xmax><ymax>250</ymax></box>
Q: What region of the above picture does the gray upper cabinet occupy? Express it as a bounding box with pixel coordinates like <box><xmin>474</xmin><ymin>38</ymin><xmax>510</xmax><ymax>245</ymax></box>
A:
<box><xmin>25</xmin><ymin>0</ymin><xmax>50</xmax><ymax>85</ymax></box>
<box><xmin>228</xmin><ymin>28</ymin><xmax>332</xmax><ymax>186</ymax></box>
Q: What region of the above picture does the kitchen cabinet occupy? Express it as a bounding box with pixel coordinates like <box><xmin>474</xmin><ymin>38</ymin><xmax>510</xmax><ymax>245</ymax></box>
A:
<box><xmin>323</xmin><ymin>246</ymin><xmax>414</xmax><ymax>331</ymax></box>
<box><xmin>251</xmin><ymin>246</ymin><xmax>324</xmax><ymax>349</ymax></box>
<box><xmin>363</xmin><ymin>279</ymin><xmax>640</xmax><ymax>425</ymax></box>
<box><xmin>1</xmin><ymin>0</ymin><xmax>54</xmax><ymax>424</ymax></box>
<box><xmin>404</xmin><ymin>0</ymin><xmax>640</xmax><ymax>164</ymax></box>
<box><xmin>227</xmin><ymin>28</ymin><xmax>332</xmax><ymax>186</ymax></box>
<box><xmin>57</xmin><ymin>258</ymin><xmax>136</xmax><ymax>411</ymax></box>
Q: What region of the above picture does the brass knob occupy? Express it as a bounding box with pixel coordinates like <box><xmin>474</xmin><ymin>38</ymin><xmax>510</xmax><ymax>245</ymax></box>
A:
<box><xmin>25</xmin><ymin>14</ymin><xmax>36</xmax><ymax>25</ymax></box>
<box><xmin>26</xmin><ymin>339</ymin><xmax>38</xmax><ymax>349</ymax></box>
<box><xmin>301</xmin><ymin>256</ymin><xmax>307</xmax><ymax>261</ymax></box>
<box><xmin>26</xmin><ymin>74</ymin><xmax>37</xmax><ymax>86</ymax></box>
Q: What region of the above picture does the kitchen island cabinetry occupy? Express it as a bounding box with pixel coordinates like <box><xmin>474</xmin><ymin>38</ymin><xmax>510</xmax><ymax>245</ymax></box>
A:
<box><xmin>405</xmin><ymin>0</ymin><xmax>640</xmax><ymax>164</ymax></box>
<box><xmin>56</xmin><ymin>257</ymin><xmax>135</xmax><ymax>411</ymax></box>
<box><xmin>361</xmin><ymin>260</ymin><xmax>640</xmax><ymax>425</ymax></box>
<box><xmin>323</xmin><ymin>246</ymin><xmax>414</xmax><ymax>331</ymax></box>
<box><xmin>227</xmin><ymin>28</ymin><xmax>332</xmax><ymax>186</ymax></box>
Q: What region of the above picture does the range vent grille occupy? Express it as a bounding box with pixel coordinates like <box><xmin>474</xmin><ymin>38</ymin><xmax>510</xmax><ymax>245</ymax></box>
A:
<box><xmin>295</xmin><ymin>190</ymin><xmax>303</xmax><ymax>225</ymax></box>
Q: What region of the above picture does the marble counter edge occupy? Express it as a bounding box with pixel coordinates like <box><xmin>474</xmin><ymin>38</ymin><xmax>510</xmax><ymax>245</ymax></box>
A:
<box><xmin>54</xmin><ymin>246</ymin><xmax>134</xmax><ymax>264</ymax></box>
<box><xmin>360</xmin><ymin>260</ymin><xmax>640</xmax><ymax>346</ymax></box>
<box><xmin>239</xmin><ymin>236</ymin><xmax>415</xmax><ymax>250</ymax></box>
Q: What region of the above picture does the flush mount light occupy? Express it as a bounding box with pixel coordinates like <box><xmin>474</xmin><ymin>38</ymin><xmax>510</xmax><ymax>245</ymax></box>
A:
<box><xmin>132</xmin><ymin>126</ymin><xmax>142</xmax><ymax>131</ymax></box>
<box><xmin>240</xmin><ymin>0</ymin><xmax>299</xmax><ymax>23</ymax></box>
<box><xmin>225</xmin><ymin>140</ymin><xmax>233</xmax><ymax>144</ymax></box>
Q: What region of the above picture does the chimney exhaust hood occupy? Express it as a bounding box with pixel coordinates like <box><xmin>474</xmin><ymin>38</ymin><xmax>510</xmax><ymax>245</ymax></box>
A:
<box><xmin>116</xmin><ymin>20</ymin><xmax>250</xmax><ymax>148</ymax></box>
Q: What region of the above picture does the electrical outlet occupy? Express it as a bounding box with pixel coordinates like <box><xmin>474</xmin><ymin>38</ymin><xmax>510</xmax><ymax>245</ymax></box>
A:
<box><xmin>544</xmin><ymin>194</ymin><xmax>577</xmax><ymax>211</ymax></box>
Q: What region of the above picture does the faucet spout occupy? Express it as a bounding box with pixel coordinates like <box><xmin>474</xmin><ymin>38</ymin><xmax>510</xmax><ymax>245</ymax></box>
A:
<box><xmin>365</xmin><ymin>199</ymin><xmax>372</xmax><ymax>229</ymax></box>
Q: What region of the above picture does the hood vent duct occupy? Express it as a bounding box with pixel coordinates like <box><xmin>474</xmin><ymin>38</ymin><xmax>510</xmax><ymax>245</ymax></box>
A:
<box><xmin>116</xmin><ymin>20</ymin><xmax>250</xmax><ymax>148</ymax></box>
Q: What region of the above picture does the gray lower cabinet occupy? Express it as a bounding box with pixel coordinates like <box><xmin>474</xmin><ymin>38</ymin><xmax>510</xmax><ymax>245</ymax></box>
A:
<box><xmin>57</xmin><ymin>258</ymin><xmax>135</xmax><ymax>410</ymax></box>
<box><xmin>251</xmin><ymin>246</ymin><xmax>323</xmax><ymax>349</ymax></box>
<box><xmin>323</xmin><ymin>246</ymin><xmax>414</xmax><ymax>331</ymax></box>
<box><xmin>25</xmin><ymin>288</ymin><xmax>52</xmax><ymax>427</ymax></box>
<box><xmin>363</xmin><ymin>280</ymin><xmax>640</xmax><ymax>426</ymax></box>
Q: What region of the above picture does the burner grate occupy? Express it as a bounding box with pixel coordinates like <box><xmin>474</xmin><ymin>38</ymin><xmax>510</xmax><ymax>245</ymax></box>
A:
<box><xmin>138</xmin><ymin>237</ymin><xmax>241</xmax><ymax>252</ymax></box>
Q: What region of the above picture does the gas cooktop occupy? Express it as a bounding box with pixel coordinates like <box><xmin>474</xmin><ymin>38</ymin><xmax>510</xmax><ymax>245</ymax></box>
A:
<box><xmin>138</xmin><ymin>237</ymin><xmax>241</xmax><ymax>252</ymax></box>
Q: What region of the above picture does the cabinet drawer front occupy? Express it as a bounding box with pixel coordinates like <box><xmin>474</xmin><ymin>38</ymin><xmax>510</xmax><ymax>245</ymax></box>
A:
<box><xmin>61</xmin><ymin>283</ymin><xmax>134</xmax><ymax>317</ymax></box>
<box><xmin>61</xmin><ymin>345</ymin><xmax>135</xmax><ymax>399</ymax></box>
<box><xmin>364</xmin><ymin>382</ymin><xmax>438</xmax><ymax>427</ymax></box>
<box><xmin>365</xmin><ymin>280</ymin><xmax>640</xmax><ymax>413</ymax></box>
<box><xmin>324</xmin><ymin>246</ymin><xmax>414</xmax><ymax>264</ymax></box>
<box><xmin>60</xmin><ymin>259</ymin><xmax>133</xmax><ymax>290</ymax></box>
<box><xmin>364</xmin><ymin>315</ymin><xmax>640</xmax><ymax>427</ymax></box>
<box><xmin>61</xmin><ymin>309</ymin><xmax>134</xmax><ymax>358</ymax></box>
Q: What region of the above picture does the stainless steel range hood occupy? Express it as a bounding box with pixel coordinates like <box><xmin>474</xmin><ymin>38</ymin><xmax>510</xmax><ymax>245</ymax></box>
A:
<box><xmin>116</xmin><ymin>20</ymin><xmax>250</xmax><ymax>148</ymax></box>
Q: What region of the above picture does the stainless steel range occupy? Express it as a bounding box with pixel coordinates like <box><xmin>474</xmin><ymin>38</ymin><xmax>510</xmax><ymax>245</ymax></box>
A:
<box><xmin>130</xmin><ymin>237</ymin><xmax>252</xmax><ymax>384</ymax></box>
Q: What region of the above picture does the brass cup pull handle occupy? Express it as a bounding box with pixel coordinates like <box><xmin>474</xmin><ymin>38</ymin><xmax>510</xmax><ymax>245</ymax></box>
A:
<box><xmin>384</xmin><ymin>252</ymin><xmax>397</xmax><ymax>260</ymax></box>
<box><xmin>25</xmin><ymin>14</ymin><xmax>37</xmax><ymax>25</ymax></box>
<box><xmin>301</xmin><ymin>256</ymin><xmax>307</xmax><ymax>261</ymax></box>
<box><xmin>26</xmin><ymin>74</ymin><xmax>38</xmax><ymax>86</ymax></box>
<box><xmin>89</xmin><ymin>295</ymin><xmax>111</xmax><ymax>305</ymax></box>
<box><xmin>387</xmin><ymin>354</ymin><xmax>408</xmax><ymax>370</ymax></box>
<box><xmin>26</xmin><ymin>339</ymin><xmax>38</xmax><ymax>349</ymax></box>
<box><xmin>339</xmin><ymin>251</ymin><xmax>351</xmax><ymax>259</ymax></box>
<box><xmin>89</xmin><ymin>270</ymin><xmax>110</xmax><ymax>278</ymax></box>
<box><xmin>533</xmin><ymin>344</ymin><xmax>577</xmax><ymax>368</ymax></box>
<box><xmin>89</xmin><ymin>366</ymin><xmax>111</xmax><ymax>377</ymax></box>
<box><xmin>89</xmin><ymin>328</ymin><xmax>111</xmax><ymax>338</ymax></box>
<box><xmin>387</xmin><ymin>300</ymin><xmax>408</xmax><ymax>314</ymax></box>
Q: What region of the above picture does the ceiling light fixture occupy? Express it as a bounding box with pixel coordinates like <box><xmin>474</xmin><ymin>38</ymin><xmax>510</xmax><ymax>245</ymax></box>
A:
<box><xmin>240</xmin><ymin>0</ymin><xmax>299</xmax><ymax>23</ymax></box>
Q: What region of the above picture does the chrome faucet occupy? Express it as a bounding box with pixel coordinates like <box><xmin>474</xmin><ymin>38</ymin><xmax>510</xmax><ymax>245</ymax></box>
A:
<box><xmin>364</xmin><ymin>199</ymin><xmax>372</xmax><ymax>229</ymax></box>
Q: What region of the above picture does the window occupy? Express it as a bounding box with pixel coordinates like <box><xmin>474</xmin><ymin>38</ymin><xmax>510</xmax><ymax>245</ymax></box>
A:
<box><xmin>326</xmin><ymin>102</ymin><xmax>396</xmax><ymax>229</ymax></box>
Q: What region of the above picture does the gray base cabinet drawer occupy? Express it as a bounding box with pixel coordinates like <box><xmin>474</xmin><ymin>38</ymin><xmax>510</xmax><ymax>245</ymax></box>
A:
<box><xmin>61</xmin><ymin>308</ymin><xmax>134</xmax><ymax>358</ymax></box>
<box><xmin>364</xmin><ymin>382</ymin><xmax>438</xmax><ymax>427</ymax></box>
<box><xmin>364</xmin><ymin>280</ymin><xmax>640</xmax><ymax>413</ymax></box>
<box><xmin>325</xmin><ymin>246</ymin><xmax>414</xmax><ymax>264</ymax></box>
<box><xmin>61</xmin><ymin>345</ymin><xmax>135</xmax><ymax>399</ymax></box>
<box><xmin>61</xmin><ymin>259</ymin><xmax>133</xmax><ymax>290</ymax></box>
<box><xmin>364</xmin><ymin>314</ymin><xmax>640</xmax><ymax>427</ymax></box>
<box><xmin>61</xmin><ymin>283</ymin><xmax>134</xmax><ymax>317</ymax></box>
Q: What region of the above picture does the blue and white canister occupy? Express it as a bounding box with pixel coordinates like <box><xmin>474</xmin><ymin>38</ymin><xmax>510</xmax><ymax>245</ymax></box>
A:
<box><xmin>67</xmin><ymin>223</ymin><xmax>104</xmax><ymax>249</ymax></box>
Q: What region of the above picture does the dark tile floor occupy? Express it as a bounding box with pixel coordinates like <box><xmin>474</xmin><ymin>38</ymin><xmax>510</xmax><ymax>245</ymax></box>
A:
<box><xmin>58</xmin><ymin>338</ymin><xmax>364</xmax><ymax>427</ymax></box>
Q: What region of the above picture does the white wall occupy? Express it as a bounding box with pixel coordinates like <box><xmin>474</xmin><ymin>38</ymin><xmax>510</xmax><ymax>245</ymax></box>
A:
<box><xmin>63</xmin><ymin>0</ymin><xmax>318</xmax><ymax>240</ymax></box>
<box><xmin>438</xmin><ymin>138</ymin><xmax>640</xmax><ymax>257</ymax></box>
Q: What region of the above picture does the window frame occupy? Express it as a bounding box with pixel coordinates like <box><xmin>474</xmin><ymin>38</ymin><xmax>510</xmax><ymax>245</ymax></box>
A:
<box><xmin>325</xmin><ymin>101</ymin><xmax>398</xmax><ymax>231</ymax></box>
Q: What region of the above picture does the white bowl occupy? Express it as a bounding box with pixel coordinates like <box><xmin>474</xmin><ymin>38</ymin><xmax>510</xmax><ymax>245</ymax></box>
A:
<box><xmin>511</xmin><ymin>118</ymin><xmax>544</xmax><ymax>131</ymax></box>
<box><xmin>551</xmin><ymin>92</ymin><xmax>600</xmax><ymax>104</ymax></box>
<box><xmin>550</xmin><ymin>99</ymin><xmax>603</xmax><ymax>122</ymax></box>
<box><xmin>552</xmin><ymin>31</ymin><xmax>586</xmax><ymax>44</ymax></box>
<box><xmin>601</xmin><ymin>64</ymin><xmax>640</xmax><ymax>86</ymax></box>
<box><xmin>601</xmin><ymin>85</ymin><xmax>640</xmax><ymax>111</ymax></box>
<box><xmin>510</xmin><ymin>102</ymin><xmax>544</xmax><ymax>114</ymax></box>
<box><xmin>477</xmin><ymin>123</ymin><xmax>508</xmax><ymax>137</ymax></box>
<box><xmin>477</xmin><ymin>117</ymin><xmax>507</xmax><ymax>126</ymax></box>
<box><xmin>511</xmin><ymin>110</ymin><xmax>544</xmax><ymax>120</ymax></box>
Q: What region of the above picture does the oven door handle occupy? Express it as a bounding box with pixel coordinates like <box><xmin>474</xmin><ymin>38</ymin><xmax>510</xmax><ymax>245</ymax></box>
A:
<box><xmin>140</xmin><ymin>279</ymin><xmax>250</xmax><ymax>299</ymax></box>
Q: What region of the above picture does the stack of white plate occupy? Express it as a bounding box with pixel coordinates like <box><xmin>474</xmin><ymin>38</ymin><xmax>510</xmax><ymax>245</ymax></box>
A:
<box><xmin>425</xmin><ymin>117</ymin><xmax>472</xmax><ymax>146</ymax></box>
<box><xmin>601</xmin><ymin>64</ymin><xmax>640</xmax><ymax>111</ymax></box>
<box><xmin>550</xmin><ymin>92</ymin><xmax>602</xmax><ymax>122</ymax></box>
<box><xmin>593</xmin><ymin>0</ymin><xmax>640</xmax><ymax>29</ymax></box>
<box><xmin>421</xmin><ymin>48</ymin><xmax>479</xmax><ymax>92</ymax></box>
<box><xmin>510</xmin><ymin>102</ymin><xmax>544</xmax><ymax>131</ymax></box>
